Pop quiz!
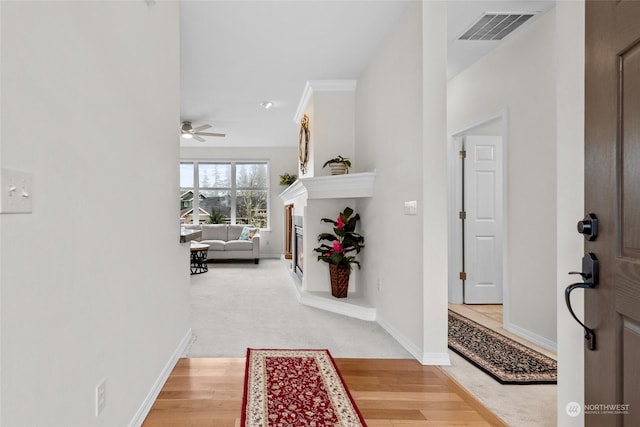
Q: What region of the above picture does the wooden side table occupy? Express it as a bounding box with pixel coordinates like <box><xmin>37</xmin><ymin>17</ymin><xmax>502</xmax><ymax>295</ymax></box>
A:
<box><xmin>190</xmin><ymin>242</ymin><xmax>209</xmax><ymax>275</ymax></box>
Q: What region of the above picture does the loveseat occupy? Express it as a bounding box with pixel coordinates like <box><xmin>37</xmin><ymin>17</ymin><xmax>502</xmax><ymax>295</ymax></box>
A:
<box><xmin>184</xmin><ymin>224</ymin><xmax>260</xmax><ymax>264</ymax></box>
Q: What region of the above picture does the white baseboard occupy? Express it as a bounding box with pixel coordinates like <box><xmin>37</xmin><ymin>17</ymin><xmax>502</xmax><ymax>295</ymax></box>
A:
<box><xmin>377</xmin><ymin>315</ymin><xmax>422</xmax><ymax>361</ymax></box>
<box><xmin>422</xmin><ymin>352</ymin><xmax>451</xmax><ymax>366</ymax></box>
<box><xmin>128</xmin><ymin>328</ymin><xmax>193</xmax><ymax>427</ymax></box>
<box><xmin>377</xmin><ymin>316</ymin><xmax>450</xmax><ymax>366</ymax></box>
<box><xmin>504</xmin><ymin>321</ymin><xmax>557</xmax><ymax>353</ymax></box>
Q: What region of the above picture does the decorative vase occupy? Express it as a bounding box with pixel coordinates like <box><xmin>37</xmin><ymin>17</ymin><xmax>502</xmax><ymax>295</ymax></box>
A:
<box><xmin>329</xmin><ymin>264</ymin><xmax>350</xmax><ymax>298</ymax></box>
<box><xmin>329</xmin><ymin>163</ymin><xmax>348</xmax><ymax>175</ymax></box>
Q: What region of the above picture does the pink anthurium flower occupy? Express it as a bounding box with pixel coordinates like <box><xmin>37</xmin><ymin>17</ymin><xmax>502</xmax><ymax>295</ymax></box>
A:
<box><xmin>314</xmin><ymin>207</ymin><xmax>363</xmax><ymax>269</ymax></box>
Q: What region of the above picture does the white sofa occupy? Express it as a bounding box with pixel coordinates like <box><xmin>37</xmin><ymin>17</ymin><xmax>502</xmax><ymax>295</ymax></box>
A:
<box><xmin>185</xmin><ymin>224</ymin><xmax>260</xmax><ymax>264</ymax></box>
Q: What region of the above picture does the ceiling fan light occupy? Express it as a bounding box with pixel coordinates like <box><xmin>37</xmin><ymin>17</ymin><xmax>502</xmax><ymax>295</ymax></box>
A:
<box><xmin>182</xmin><ymin>133</ymin><xmax>193</xmax><ymax>139</ymax></box>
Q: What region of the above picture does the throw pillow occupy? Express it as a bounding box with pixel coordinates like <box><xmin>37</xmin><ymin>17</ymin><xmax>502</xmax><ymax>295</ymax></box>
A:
<box><xmin>240</xmin><ymin>226</ymin><xmax>251</xmax><ymax>240</ymax></box>
<box><xmin>240</xmin><ymin>226</ymin><xmax>258</xmax><ymax>241</ymax></box>
<box><xmin>247</xmin><ymin>228</ymin><xmax>258</xmax><ymax>240</ymax></box>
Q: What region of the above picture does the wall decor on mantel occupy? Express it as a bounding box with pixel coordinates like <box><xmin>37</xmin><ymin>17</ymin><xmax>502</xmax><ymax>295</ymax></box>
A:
<box><xmin>293</xmin><ymin>80</ymin><xmax>357</xmax><ymax>178</ymax></box>
<box><xmin>298</xmin><ymin>114</ymin><xmax>310</xmax><ymax>174</ymax></box>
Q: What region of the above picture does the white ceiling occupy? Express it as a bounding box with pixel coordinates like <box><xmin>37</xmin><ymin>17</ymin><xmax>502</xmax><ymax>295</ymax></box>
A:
<box><xmin>180</xmin><ymin>0</ymin><xmax>555</xmax><ymax>148</ymax></box>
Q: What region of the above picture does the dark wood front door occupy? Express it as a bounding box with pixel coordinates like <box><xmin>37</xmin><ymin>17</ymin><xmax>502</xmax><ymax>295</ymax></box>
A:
<box><xmin>585</xmin><ymin>1</ymin><xmax>640</xmax><ymax>425</ymax></box>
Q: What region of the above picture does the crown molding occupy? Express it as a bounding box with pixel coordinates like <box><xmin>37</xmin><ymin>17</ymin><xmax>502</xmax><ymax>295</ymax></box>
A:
<box><xmin>293</xmin><ymin>80</ymin><xmax>357</xmax><ymax>124</ymax></box>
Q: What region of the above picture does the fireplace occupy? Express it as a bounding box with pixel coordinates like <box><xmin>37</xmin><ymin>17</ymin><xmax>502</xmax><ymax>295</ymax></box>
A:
<box><xmin>293</xmin><ymin>216</ymin><xmax>303</xmax><ymax>279</ymax></box>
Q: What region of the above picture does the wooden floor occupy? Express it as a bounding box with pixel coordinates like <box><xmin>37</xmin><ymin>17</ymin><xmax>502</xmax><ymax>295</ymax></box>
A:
<box><xmin>463</xmin><ymin>304</ymin><xmax>503</xmax><ymax>324</ymax></box>
<box><xmin>142</xmin><ymin>357</ymin><xmax>507</xmax><ymax>427</ymax></box>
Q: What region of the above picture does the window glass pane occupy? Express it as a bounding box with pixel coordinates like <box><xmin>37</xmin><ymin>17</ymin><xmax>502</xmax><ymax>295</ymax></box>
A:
<box><xmin>200</xmin><ymin>190</ymin><xmax>231</xmax><ymax>223</ymax></box>
<box><xmin>199</xmin><ymin>163</ymin><xmax>231</xmax><ymax>188</ymax></box>
<box><xmin>180</xmin><ymin>163</ymin><xmax>194</xmax><ymax>188</ymax></box>
<box><xmin>236</xmin><ymin>163</ymin><xmax>267</xmax><ymax>188</ymax></box>
<box><xmin>179</xmin><ymin>190</ymin><xmax>195</xmax><ymax>224</ymax></box>
<box><xmin>237</xmin><ymin>190</ymin><xmax>267</xmax><ymax>228</ymax></box>
<box><xmin>180</xmin><ymin>161</ymin><xmax>269</xmax><ymax>227</ymax></box>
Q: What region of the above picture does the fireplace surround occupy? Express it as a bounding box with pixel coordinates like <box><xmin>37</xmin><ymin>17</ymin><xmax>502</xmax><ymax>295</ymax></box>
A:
<box><xmin>279</xmin><ymin>172</ymin><xmax>376</xmax><ymax>320</ymax></box>
<box><xmin>293</xmin><ymin>216</ymin><xmax>303</xmax><ymax>280</ymax></box>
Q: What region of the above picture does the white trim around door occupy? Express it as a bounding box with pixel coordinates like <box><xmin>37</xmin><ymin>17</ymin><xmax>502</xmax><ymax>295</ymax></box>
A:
<box><xmin>447</xmin><ymin>109</ymin><xmax>510</xmax><ymax>322</ymax></box>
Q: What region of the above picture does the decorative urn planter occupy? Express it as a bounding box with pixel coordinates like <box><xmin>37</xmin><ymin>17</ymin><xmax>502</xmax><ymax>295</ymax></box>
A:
<box><xmin>322</xmin><ymin>156</ymin><xmax>351</xmax><ymax>176</ymax></box>
<box><xmin>328</xmin><ymin>163</ymin><xmax>349</xmax><ymax>175</ymax></box>
<box><xmin>329</xmin><ymin>264</ymin><xmax>350</xmax><ymax>298</ymax></box>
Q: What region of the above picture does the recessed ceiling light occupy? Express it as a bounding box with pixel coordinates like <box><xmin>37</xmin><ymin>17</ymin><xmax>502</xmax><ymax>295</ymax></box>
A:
<box><xmin>260</xmin><ymin>101</ymin><xmax>274</xmax><ymax>110</ymax></box>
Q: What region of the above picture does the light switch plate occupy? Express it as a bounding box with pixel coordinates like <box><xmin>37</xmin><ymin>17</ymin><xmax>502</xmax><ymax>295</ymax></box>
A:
<box><xmin>1</xmin><ymin>168</ymin><xmax>33</xmax><ymax>214</ymax></box>
<box><xmin>404</xmin><ymin>200</ymin><xmax>417</xmax><ymax>215</ymax></box>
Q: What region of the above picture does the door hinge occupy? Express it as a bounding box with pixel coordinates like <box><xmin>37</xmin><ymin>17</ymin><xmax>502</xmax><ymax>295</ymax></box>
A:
<box><xmin>459</xmin><ymin>271</ymin><xmax>467</xmax><ymax>281</ymax></box>
<box><xmin>459</xmin><ymin>211</ymin><xmax>466</xmax><ymax>219</ymax></box>
<box><xmin>459</xmin><ymin>150</ymin><xmax>466</xmax><ymax>159</ymax></box>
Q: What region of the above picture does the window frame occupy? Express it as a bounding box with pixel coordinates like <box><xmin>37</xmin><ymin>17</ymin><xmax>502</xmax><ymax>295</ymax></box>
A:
<box><xmin>180</xmin><ymin>160</ymin><xmax>270</xmax><ymax>229</ymax></box>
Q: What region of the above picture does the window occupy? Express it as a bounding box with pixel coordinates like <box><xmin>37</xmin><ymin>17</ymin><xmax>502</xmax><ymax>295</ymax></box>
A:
<box><xmin>180</xmin><ymin>161</ymin><xmax>269</xmax><ymax>228</ymax></box>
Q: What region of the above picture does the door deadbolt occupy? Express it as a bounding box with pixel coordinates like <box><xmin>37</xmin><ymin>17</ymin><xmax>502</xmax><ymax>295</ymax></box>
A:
<box><xmin>577</xmin><ymin>213</ymin><xmax>598</xmax><ymax>241</ymax></box>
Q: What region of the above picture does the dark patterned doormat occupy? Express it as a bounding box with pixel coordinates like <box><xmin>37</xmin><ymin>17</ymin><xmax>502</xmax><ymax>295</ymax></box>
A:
<box><xmin>448</xmin><ymin>310</ymin><xmax>557</xmax><ymax>384</ymax></box>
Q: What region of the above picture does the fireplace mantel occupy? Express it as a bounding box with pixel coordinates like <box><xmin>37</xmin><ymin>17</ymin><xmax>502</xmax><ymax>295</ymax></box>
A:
<box><xmin>279</xmin><ymin>172</ymin><xmax>375</xmax><ymax>202</ymax></box>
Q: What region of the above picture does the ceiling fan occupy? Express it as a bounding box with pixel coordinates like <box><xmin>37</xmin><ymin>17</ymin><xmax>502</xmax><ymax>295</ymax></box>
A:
<box><xmin>180</xmin><ymin>121</ymin><xmax>226</xmax><ymax>142</ymax></box>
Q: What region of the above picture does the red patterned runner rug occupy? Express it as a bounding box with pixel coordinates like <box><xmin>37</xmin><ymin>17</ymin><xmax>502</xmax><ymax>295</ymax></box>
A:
<box><xmin>241</xmin><ymin>349</ymin><xmax>367</xmax><ymax>427</ymax></box>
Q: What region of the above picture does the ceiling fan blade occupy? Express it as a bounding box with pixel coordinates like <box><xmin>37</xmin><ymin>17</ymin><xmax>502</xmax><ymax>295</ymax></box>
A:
<box><xmin>197</xmin><ymin>132</ymin><xmax>226</xmax><ymax>137</ymax></box>
<box><xmin>192</xmin><ymin>124</ymin><xmax>211</xmax><ymax>132</ymax></box>
<box><xmin>193</xmin><ymin>134</ymin><xmax>206</xmax><ymax>142</ymax></box>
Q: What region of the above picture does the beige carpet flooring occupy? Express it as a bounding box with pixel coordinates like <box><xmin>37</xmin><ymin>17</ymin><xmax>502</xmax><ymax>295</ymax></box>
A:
<box><xmin>446</xmin><ymin>304</ymin><xmax>557</xmax><ymax>427</ymax></box>
<box><xmin>185</xmin><ymin>259</ymin><xmax>411</xmax><ymax>358</ymax></box>
<box><xmin>185</xmin><ymin>259</ymin><xmax>557</xmax><ymax>426</ymax></box>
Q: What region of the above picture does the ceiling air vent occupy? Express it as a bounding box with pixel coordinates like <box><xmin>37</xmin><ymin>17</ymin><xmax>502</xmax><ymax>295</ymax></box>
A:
<box><xmin>458</xmin><ymin>13</ymin><xmax>535</xmax><ymax>41</ymax></box>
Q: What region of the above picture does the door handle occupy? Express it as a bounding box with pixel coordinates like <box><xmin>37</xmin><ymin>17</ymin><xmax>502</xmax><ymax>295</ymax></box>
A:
<box><xmin>565</xmin><ymin>282</ymin><xmax>596</xmax><ymax>350</ymax></box>
<box><xmin>568</xmin><ymin>252</ymin><xmax>599</xmax><ymax>287</ymax></box>
<box><xmin>565</xmin><ymin>253</ymin><xmax>599</xmax><ymax>351</ymax></box>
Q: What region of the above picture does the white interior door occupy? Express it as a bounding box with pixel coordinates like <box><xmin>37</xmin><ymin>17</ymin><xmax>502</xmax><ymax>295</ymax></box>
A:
<box><xmin>464</xmin><ymin>135</ymin><xmax>503</xmax><ymax>304</ymax></box>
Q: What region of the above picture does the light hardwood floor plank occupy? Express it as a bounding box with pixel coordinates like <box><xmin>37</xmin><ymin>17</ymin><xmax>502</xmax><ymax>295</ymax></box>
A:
<box><xmin>142</xmin><ymin>358</ymin><xmax>507</xmax><ymax>427</ymax></box>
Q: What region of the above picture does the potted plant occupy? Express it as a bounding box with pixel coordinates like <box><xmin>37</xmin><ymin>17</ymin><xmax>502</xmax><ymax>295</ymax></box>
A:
<box><xmin>322</xmin><ymin>155</ymin><xmax>351</xmax><ymax>175</ymax></box>
<box><xmin>313</xmin><ymin>207</ymin><xmax>364</xmax><ymax>298</ymax></box>
<box><xmin>207</xmin><ymin>209</ymin><xmax>226</xmax><ymax>224</ymax></box>
<box><xmin>279</xmin><ymin>172</ymin><xmax>298</xmax><ymax>186</ymax></box>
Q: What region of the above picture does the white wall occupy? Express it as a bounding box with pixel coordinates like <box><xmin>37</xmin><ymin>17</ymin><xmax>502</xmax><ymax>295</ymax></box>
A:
<box><xmin>180</xmin><ymin>146</ymin><xmax>298</xmax><ymax>257</ymax></box>
<box><xmin>1</xmin><ymin>2</ymin><xmax>188</xmax><ymax>426</ymax></box>
<box><xmin>421</xmin><ymin>0</ymin><xmax>449</xmax><ymax>364</ymax></box>
<box><xmin>556</xmin><ymin>1</ymin><xmax>585</xmax><ymax>425</ymax></box>
<box><xmin>448</xmin><ymin>9</ymin><xmax>558</xmax><ymax>348</ymax></box>
<box><xmin>355</xmin><ymin>1</ymin><xmax>424</xmax><ymax>350</ymax></box>
<box><xmin>311</xmin><ymin>90</ymin><xmax>355</xmax><ymax>177</ymax></box>
<box><xmin>354</xmin><ymin>1</ymin><xmax>448</xmax><ymax>363</ymax></box>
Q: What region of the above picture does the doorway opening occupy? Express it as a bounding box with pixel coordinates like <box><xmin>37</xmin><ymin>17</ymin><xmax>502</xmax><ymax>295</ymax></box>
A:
<box><xmin>447</xmin><ymin>110</ymin><xmax>508</xmax><ymax>326</ymax></box>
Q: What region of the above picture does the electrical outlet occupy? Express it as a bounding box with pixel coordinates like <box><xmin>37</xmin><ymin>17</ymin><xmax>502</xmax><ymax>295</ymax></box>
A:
<box><xmin>96</xmin><ymin>379</ymin><xmax>106</xmax><ymax>416</ymax></box>
<box><xmin>1</xmin><ymin>168</ymin><xmax>33</xmax><ymax>214</ymax></box>
<box><xmin>404</xmin><ymin>200</ymin><xmax>417</xmax><ymax>215</ymax></box>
